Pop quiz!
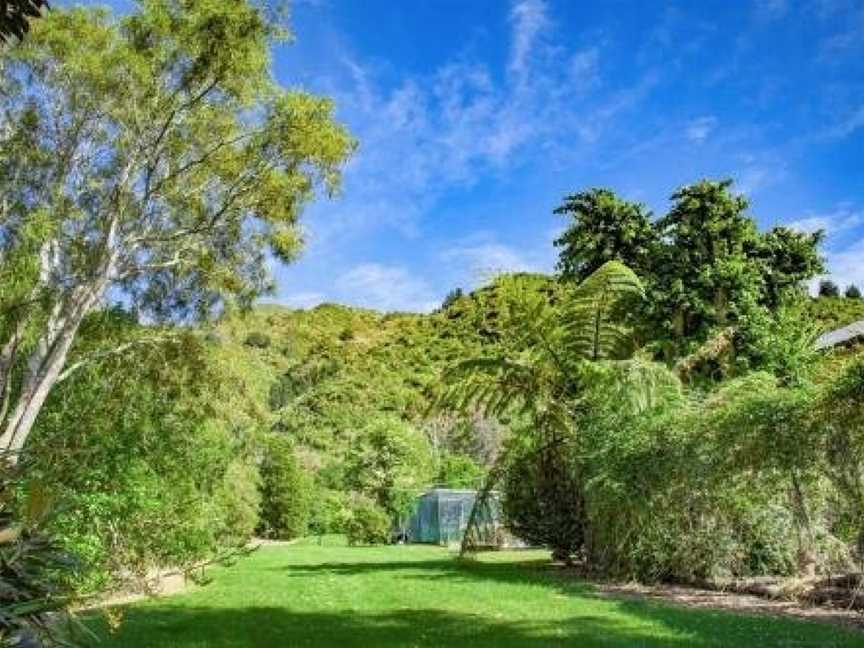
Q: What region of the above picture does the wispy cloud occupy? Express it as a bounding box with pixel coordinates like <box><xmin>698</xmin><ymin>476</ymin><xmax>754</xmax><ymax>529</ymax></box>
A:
<box><xmin>787</xmin><ymin>204</ymin><xmax>863</xmax><ymax>235</ymax></box>
<box><xmin>753</xmin><ymin>0</ymin><xmax>788</xmax><ymax>20</ymax></box>
<box><xmin>442</xmin><ymin>239</ymin><xmax>546</xmax><ymax>286</ymax></box>
<box><xmin>301</xmin><ymin>0</ymin><xmax>654</xmax><ymax>252</ymax></box>
<box><xmin>509</xmin><ymin>0</ymin><xmax>550</xmax><ymax>77</ymax></box>
<box><xmin>685</xmin><ymin>116</ymin><xmax>718</xmax><ymax>143</ymax></box>
<box><xmin>824</xmin><ymin>237</ymin><xmax>864</xmax><ymax>291</ymax></box>
<box><xmin>825</xmin><ymin>105</ymin><xmax>864</xmax><ymax>139</ymax></box>
<box><xmin>335</xmin><ymin>263</ymin><xmax>439</xmax><ymax>313</ymax></box>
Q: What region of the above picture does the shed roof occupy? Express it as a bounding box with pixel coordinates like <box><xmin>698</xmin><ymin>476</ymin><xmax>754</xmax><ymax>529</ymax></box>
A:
<box><xmin>816</xmin><ymin>320</ymin><xmax>864</xmax><ymax>350</ymax></box>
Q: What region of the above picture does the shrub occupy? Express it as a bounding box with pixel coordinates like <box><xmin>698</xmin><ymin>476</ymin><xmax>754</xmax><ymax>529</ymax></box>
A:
<box><xmin>213</xmin><ymin>460</ymin><xmax>262</xmax><ymax>547</ymax></box>
<box><xmin>846</xmin><ymin>284</ymin><xmax>862</xmax><ymax>300</ymax></box>
<box><xmin>258</xmin><ymin>436</ymin><xmax>312</xmax><ymax>539</ymax></box>
<box><xmin>502</xmin><ymin>437</ymin><xmax>586</xmax><ymax>563</ymax></box>
<box><xmin>308</xmin><ymin>488</ymin><xmax>351</xmax><ymax>535</ymax></box>
<box><xmin>1</xmin><ymin>462</ymin><xmax>84</xmax><ymax>646</ymax></box>
<box><xmin>344</xmin><ymin>416</ymin><xmax>433</xmax><ymax>519</ymax></box>
<box><xmin>436</xmin><ymin>453</ymin><xmax>483</xmax><ymax>489</ymax></box>
<box><xmin>345</xmin><ymin>499</ymin><xmax>391</xmax><ymax>546</ymax></box>
<box><xmin>244</xmin><ymin>331</ymin><xmax>272</xmax><ymax>348</ymax></box>
<box><xmin>818</xmin><ymin>279</ymin><xmax>840</xmax><ymax>298</ymax></box>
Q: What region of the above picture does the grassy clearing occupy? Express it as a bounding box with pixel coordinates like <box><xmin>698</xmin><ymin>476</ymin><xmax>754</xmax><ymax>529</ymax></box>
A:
<box><xmin>88</xmin><ymin>538</ymin><xmax>863</xmax><ymax>647</ymax></box>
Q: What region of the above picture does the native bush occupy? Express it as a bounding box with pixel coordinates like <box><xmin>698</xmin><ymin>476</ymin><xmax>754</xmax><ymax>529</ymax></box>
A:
<box><xmin>344</xmin><ymin>416</ymin><xmax>433</xmax><ymax>519</ymax></box>
<box><xmin>245</xmin><ymin>331</ymin><xmax>272</xmax><ymax>349</ymax></box>
<box><xmin>25</xmin><ymin>322</ymin><xmax>263</xmax><ymax>593</ymax></box>
<box><xmin>258</xmin><ymin>435</ymin><xmax>313</xmax><ymax>540</ymax></box>
<box><xmin>500</xmin><ymin>431</ymin><xmax>586</xmax><ymax>562</ymax></box>
<box><xmin>345</xmin><ymin>498</ymin><xmax>391</xmax><ymax>546</ymax></box>
<box><xmin>308</xmin><ymin>487</ymin><xmax>351</xmax><ymax>535</ymax></box>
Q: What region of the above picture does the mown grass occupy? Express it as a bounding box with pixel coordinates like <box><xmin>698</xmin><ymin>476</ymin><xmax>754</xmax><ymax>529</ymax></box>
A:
<box><xmin>88</xmin><ymin>538</ymin><xmax>863</xmax><ymax>647</ymax></box>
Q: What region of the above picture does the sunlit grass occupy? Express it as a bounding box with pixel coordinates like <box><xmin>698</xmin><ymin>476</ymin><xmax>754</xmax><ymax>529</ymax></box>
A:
<box><xmin>87</xmin><ymin>539</ymin><xmax>863</xmax><ymax>647</ymax></box>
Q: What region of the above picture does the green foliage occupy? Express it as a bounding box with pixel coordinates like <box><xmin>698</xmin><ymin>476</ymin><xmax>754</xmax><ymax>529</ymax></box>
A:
<box><xmin>0</xmin><ymin>0</ymin><xmax>355</xmax><ymax>458</ymax></box>
<box><xmin>553</xmin><ymin>180</ymin><xmax>825</xmax><ymax>372</ymax></box>
<box><xmin>501</xmin><ymin>435</ymin><xmax>585</xmax><ymax>562</ymax></box>
<box><xmin>819</xmin><ymin>280</ymin><xmax>840</xmax><ymax>298</ymax></box>
<box><xmin>25</xmin><ymin>313</ymin><xmax>263</xmax><ymax>592</ymax></box>
<box><xmin>344</xmin><ymin>417</ymin><xmax>432</xmax><ymax>519</ymax></box>
<box><xmin>440</xmin><ymin>288</ymin><xmax>464</xmax><ymax>311</ymax></box>
<box><xmin>345</xmin><ymin>499</ymin><xmax>391</xmax><ymax>546</ymax></box>
<box><xmin>258</xmin><ymin>435</ymin><xmax>312</xmax><ymax>540</ymax></box>
<box><xmin>244</xmin><ymin>331</ymin><xmax>272</xmax><ymax>348</ymax></box>
<box><xmin>0</xmin><ymin>464</ymin><xmax>84</xmax><ymax>647</ymax></box>
<box><xmin>805</xmin><ymin>296</ymin><xmax>864</xmax><ymax>333</ymax></box>
<box><xmin>308</xmin><ymin>488</ymin><xmax>351</xmax><ymax>535</ymax></box>
<box><xmin>845</xmin><ymin>284</ymin><xmax>862</xmax><ymax>300</ymax></box>
<box><xmin>818</xmin><ymin>359</ymin><xmax>864</xmax><ymax>553</ymax></box>
<box><xmin>435</xmin><ymin>454</ymin><xmax>483</xmax><ymax>489</ymax></box>
<box><xmin>554</xmin><ymin>189</ymin><xmax>655</xmax><ymax>282</ymax></box>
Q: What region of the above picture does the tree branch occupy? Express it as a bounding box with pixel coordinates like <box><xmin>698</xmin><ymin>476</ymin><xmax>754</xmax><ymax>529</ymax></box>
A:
<box><xmin>56</xmin><ymin>334</ymin><xmax>179</xmax><ymax>384</ymax></box>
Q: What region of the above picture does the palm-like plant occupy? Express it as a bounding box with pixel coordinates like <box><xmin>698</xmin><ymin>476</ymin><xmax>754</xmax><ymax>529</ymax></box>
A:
<box><xmin>437</xmin><ymin>261</ymin><xmax>654</xmax><ymax>555</ymax></box>
<box><xmin>440</xmin><ymin>261</ymin><xmax>643</xmax><ymax>432</ymax></box>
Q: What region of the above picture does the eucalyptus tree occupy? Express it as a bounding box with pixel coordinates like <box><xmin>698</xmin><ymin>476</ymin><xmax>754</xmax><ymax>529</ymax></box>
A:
<box><xmin>0</xmin><ymin>1</ymin><xmax>354</xmax><ymax>458</ymax></box>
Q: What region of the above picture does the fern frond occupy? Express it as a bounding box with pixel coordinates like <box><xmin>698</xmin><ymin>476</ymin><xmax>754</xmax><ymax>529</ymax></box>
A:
<box><xmin>562</xmin><ymin>261</ymin><xmax>643</xmax><ymax>362</ymax></box>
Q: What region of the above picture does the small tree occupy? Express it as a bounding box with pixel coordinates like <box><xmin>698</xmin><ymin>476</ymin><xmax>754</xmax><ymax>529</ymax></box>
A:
<box><xmin>819</xmin><ymin>280</ymin><xmax>840</xmax><ymax>298</ymax></box>
<box><xmin>554</xmin><ymin>189</ymin><xmax>655</xmax><ymax>282</ymax></box>
<box><xmin>845</xmin><ymin>284</ymin><xmax>862</xmax><ymax>300</ymax></box>
<box><xmin>259</xmin><ymin>435</ymin><xmax>312</xmax><ymax>540</ymax></box>
<box><xmin>441</xmin><ymin>288</ymin><xmax>464</xmax><ymax>311</ymax></box>
<box><xmin>0</xmin><ymin>2</ymin><xmax>354</xmax><ymax>458</ymax></box>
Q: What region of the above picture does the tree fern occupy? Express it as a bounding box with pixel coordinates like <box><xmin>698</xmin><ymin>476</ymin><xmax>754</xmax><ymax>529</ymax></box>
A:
<box><xmin>561</xmin><ymin>261</ymin><xmax>643</xmax><ymax>362</ymax></box>
<box><xmin>435</xmin><ymin>262</ymin><xmax>647</xmax><ymax>554</ymax></box>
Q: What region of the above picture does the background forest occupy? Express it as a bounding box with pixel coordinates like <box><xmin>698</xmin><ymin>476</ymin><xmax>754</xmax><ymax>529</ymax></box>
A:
<box><xmin>19</xmin><ymin>179</ymin><xmax>864</xmax><ymax>598</ymax></box>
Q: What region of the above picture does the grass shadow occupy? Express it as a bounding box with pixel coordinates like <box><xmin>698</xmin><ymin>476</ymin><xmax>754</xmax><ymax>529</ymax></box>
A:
<box><xmin>88</xmin><ymin>605</ymin><xmax>714</xmax><ymax>648</ymax></box>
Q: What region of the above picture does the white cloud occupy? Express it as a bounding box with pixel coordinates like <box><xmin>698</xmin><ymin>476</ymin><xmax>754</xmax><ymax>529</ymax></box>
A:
<box><xmin>300</xmin><ymin>0</ymin><xmax>651</xmax><ymax>253</ymax></box>
<box><xmin>509</xmin><ymin>0</ymin><xmax>550</xmax><ymax>77</ymax></box>
<box><xmin>685</xmin><ymin>116</ymin><xmax>718</xmax><ymax>143</ymax></box>
<box><xmin>440</xmin><ymin>229</ymin><xmax>558</xmax><ymax>290</ymax></box>
<box><xmin>826</xmin><ymin>105</ymin><xmax>864</xmax><ymax>139</ymax></box>
<box><xmin>443</xmin><ymin>242</ymin><xmax>542</xmax><ymax>285</ymax></box>
<box><xmin>335</xmin><ymin>263</ymin><xmax>439</xmax><ymax>313</ymax></box>
<box><xmin>824</xmin><ymin>237</ymin><xmax>864</xmax><ymax>291</ymax></box>
<box><xmin>787</xmin><ymin>204</ymin><xmax>863</xmax><ymax>234</ymax></box>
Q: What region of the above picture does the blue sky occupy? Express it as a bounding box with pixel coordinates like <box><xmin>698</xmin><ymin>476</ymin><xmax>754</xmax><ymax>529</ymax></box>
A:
<box><xmin>84</xmin><ymin>0</ymin><xmax>864</xmax><ymax>311</ymax></box>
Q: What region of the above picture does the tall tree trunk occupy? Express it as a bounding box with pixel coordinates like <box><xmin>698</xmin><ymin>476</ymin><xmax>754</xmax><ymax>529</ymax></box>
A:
<box><xmin>0</xmin><ymin>277</ymin><xmax>109</xmax><ymax>460</ymax></box>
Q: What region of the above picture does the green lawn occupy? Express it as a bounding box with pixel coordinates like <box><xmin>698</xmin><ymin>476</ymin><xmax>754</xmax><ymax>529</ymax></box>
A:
<box><xmin>88</xmin><ymin>538</ymin><xmax>864</xmax><ymax>647</ymax></box>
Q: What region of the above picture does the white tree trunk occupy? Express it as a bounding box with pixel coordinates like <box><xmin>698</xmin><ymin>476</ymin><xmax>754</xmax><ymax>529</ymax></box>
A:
<box><xmin>0</xmin><ymin>273</ymin><xmax>111</xmax><ymax>460</ymax></box>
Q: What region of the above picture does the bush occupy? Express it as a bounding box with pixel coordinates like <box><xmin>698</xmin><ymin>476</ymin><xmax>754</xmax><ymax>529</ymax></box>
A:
<box><xmin>244</xmin><ymin>331</ymin><xmax>272</xmax><ymax>348</ymax></box>
<box><xmin>345</xmin><ymin>499</ymin><xmax>391</xmax><ymax>546</ymax></box>
<box><xmin>259</xmin><ymin>436</ymin><xmax>312</xmax><ymax>539</ymax></box>
<box><xmin>819</xmin><ymin>279</ymin><xmax>840</xmax><ymax>298</ymax></box>
<box><xmin>1</xmin><ymin>468</ymin><xmax>83</xmax><ymax>646</ymax></box>
<box><xmin>213</xmin><ymin>460</ymin><xmax>262</xmax><ymax>547</ymax></box>
<box><xmin>308</xmin><ymin>488</ymin><xmax>351</xmax><ymax>535</ymax></box>
<box><xmin>26</xmin><ymin>328</ymin><xmax>263</xmax><ymax>593</ymax></box>
<box><xmin>502</xmin><ymin>437</ymin><xmax>586</xmax><ymax>563</ymax></box>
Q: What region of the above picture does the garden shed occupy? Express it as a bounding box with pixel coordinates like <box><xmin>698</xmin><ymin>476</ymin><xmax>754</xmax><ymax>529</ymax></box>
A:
<box><xmin>406</xmin><ymin>488</ymin><xmax>501</xmax><ymax>545</ymax></box>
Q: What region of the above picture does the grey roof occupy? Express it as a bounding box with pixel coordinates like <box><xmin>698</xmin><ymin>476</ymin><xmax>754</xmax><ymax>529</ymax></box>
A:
<box><xmin>816</xmin><ymin>320</ymin><xmax>864</xmax><ymax>350</ymax></box>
